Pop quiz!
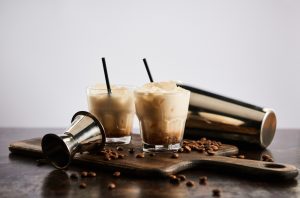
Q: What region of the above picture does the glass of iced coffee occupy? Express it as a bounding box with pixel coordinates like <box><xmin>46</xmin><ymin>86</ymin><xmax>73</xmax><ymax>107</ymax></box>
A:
<box><xmin>134</xmin><ymin>81</ymin><xmax>190</xmax><ymax>152</ymax></box>
<box><xmin>87</xmin><ymin>84</ymin><xmax>135</xmax><ymax>144</ymax></box>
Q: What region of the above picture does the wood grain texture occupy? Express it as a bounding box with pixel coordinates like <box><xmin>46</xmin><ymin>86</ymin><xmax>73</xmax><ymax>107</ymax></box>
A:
<box><xmin>9</xmin><ymin>134</ymin><xmax>298</xmax><ymax>179</ymax></box>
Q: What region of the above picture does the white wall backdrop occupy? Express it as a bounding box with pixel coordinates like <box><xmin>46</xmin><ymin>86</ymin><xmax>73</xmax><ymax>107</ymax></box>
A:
<box><xmin>0</xmin><ymin>0</ymin><xmax>299</xmax><ymax>128</ymax></box>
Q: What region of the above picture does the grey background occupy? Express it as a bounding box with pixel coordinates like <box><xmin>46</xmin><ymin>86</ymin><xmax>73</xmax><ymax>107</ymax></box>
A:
<box><xmin>0</xmin><ymin>0</ymin><xmax>299</xmax><ymax>128</ymax></box>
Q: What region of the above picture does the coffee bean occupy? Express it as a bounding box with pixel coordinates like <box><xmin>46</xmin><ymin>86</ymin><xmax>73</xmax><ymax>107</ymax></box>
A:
<box><xmin>113</xmin><ymin>171</ymin><xmax>121</xmax><ymax>177</ymax></box>
<box><xmin>136</xmin><ymin>153</ymin><xmax>145</xmax><ymax>158</ymax></box>
<box><xmin>118</xmin><ymin>154</ymin><xmax>125</xmax><ymax>159</ymax></box>
<box><xmin>108</xmin><ymin>182</ymin><xmax>116</xmax><ymax>190</ymax></box>
<box><xmin>262</xmin><ymin>154</ymin><xmax>273</xmax><ymax>162</ymax></box>
<box><xmin>183</xmin><ymin>140</ymin><xmax>189</xmax><ymax>144</ymax></box>
<box><xmin>70</xmin><ymin>173</ymin><xmax>78</xmax><ymax>180</ymax></box>
<box><xmin>88</xmin><ymin>171</ymin><xmax>96</xmax><ymax>177</ymax></box>
<box><xmin>207</xmin><ymin>150</ymin><xmax>216</xmax><ymax>156</ymax></box>
<box><xmin>81</xmin><ymin>171</ymin><xmax>88</xmax><ymax>177</ymax></box>
<box><xmin>79</xmin><ymin>182</ymin><xmax>87</xmax><ymax>189</ymax></box>
<box><xmin>265</xmin><ymin>158</ymin><xmax>274</xmax><ymax>162</ymax></box>
<box><xmin>171</xmin><ymin>153</ymin><xmax>179</xmax><ymax>159</ymax></box>
<box><xmin>211</xmin><ymin>145</ymin><xmax>219</xmax><ymax>151</ymax></box>
<box><xmin>212</xmin><ymin>189</ymin><xmax>221</xmax><ymax>197</ymax></box>
<box><xmin>104</xmin><ymin>156</ymin><xmax>111</xmax><ymax>161</ymax></box>
<box><xmin>116</xmin><ymin>146</ymin><xmax>123</xmax><ymax>151</ymax></box>
<box><xmin>181</xmin><ymin>138</ymin><xmax>224</xmax><ymax>155</ymax></box>
<box><xmin>104</xmin><ymin>153</ymin><xmax>111</xmax><ymax>160</ymax></box>
<box><xmin>129</xmin><ymin>148</ymin><xmax>135</xmax><ymax>154</ymax></box>
<box><xmin>204</xmin><ymin>144</ymin><xmax>211</xmax><ymax>150</ymax></box>
<box><xmin>177</xmin><ymin>174</ymin><xmax>186</xmax><ymax>181</ymax></box>
<box><xmin>178</xmin><ymin>148</ymin><xmax>184</xmax><ymax>153</ymax></box>
<box><xmin>238</xmin><ymin>155</ymin><xmax>245</xmax><ymax>159</ymax></box>
<box><xmin>199</xmin><ymin>176</ymin><xmax>207</xmax><ymax>185</ymax></box>
<box><xmin>186</xmin><ymin>180</ymin><xmax>195</xmax><ymax>187</ymax></box>
<box><xmin>183</xmin><ymin>145</ymin><xmax>191</xmax><ymax>153</ymax></box>
<box><xmin>149</xmin><ymin>153</ymin><xmax>156</xmax><ymax>157</ymax></box>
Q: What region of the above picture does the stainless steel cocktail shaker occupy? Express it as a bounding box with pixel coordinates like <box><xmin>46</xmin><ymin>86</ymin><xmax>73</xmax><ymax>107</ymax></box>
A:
<box><xmin>178</xmin><ymin>83</ymin><xmax>277</xmax><ymax>148</ymax></box>
<box><xmin>41</xmin><ymin>111</ymin><xmax>106</xmax><ymax>169</ymax></box>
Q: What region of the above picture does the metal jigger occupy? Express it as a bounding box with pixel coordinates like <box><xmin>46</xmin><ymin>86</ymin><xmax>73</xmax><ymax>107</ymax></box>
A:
<box><xmin>41</xmin><ymin>111</ymin><xmax>106</xmax><ymax>169</ymax></box>
<box><xmin>178</xmin><ymin>84</ymin><xmax>277</xmax><ymax>149</ymax></box>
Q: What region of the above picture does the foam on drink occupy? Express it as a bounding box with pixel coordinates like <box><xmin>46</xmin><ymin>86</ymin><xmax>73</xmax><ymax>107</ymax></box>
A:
<box><xmin>135</xmin><ymin>81</ymin><xmax>190</xmax><ymax>149</ymax></box>
<box><xmin>87</xmin><ymin>84</ymin><xmax>135</xmax><ymax>142</ymax></box>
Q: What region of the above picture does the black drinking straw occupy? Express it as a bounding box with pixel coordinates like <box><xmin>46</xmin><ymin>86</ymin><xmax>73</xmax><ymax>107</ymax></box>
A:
<box><xmin>142</xmin><ymin>58</ymin><xmax>154</xmax><ymax>82</ymax></box>
<box><xmin>101</xmin><ymin>57</ymin><xmax>111</xmax><ymax>94</ymax></box>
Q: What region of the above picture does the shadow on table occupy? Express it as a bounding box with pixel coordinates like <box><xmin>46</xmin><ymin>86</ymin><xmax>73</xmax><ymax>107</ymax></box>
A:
<box><xmin>42</xmin><ymin>170</ymin><xmax>71</xmax><ymax>197</ymax></box>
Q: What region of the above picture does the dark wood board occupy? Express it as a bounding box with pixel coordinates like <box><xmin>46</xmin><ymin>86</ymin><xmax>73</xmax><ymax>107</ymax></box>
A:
<box><xmin>9</xmin><ymin>134</ymin><xmax>298</xmax><ymax>180</ymax></box>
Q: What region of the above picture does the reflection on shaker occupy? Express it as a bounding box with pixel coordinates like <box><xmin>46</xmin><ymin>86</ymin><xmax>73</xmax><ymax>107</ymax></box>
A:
<box><xmin>178</xmin><ymin>83</ymin><xmax>277</xmax><ymax>148</ymax></box>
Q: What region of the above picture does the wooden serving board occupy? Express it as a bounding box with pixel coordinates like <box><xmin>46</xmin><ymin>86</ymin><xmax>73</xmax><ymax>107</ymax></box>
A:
<box><xmin>9</xmin><ymin>134</ymin><xmax>298</xmax><ymax>180</ymax></box>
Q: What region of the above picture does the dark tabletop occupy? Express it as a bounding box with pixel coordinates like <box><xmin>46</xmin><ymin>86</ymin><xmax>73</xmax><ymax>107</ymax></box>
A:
<box><xmin>0</xmin><ymin>128</ymin><xmax>299</xmax><ymax>198</ymax></box>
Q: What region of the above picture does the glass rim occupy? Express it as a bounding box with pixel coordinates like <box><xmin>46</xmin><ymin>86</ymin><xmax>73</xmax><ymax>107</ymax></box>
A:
<box><xmin>134</xmin><ymin>89</ymin><xmax>190</xmax><ymax>96</ymax></box>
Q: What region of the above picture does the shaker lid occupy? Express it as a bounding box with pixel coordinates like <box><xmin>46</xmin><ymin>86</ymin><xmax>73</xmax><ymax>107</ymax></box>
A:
<box><xmin>260</xmin><ymin>109</ymin><xmax>277</xmax><ymax>148</ymax></box>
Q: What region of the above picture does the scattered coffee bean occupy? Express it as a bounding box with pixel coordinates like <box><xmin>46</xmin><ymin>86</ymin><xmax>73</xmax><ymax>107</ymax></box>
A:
<box><xmin>81</xmin><ymin>171</ymin><xmax>88</xmax><ymax>177</ymax></box>
<box><xmin>113</xmin><ymin>171</ymin><xmax>121</xmax><ymax>177</ymax></box>
<box><xmin>181</xmin><ymin>137</ymin><xmax>223</xmax><ymax>154</ymax></box>
<box><xmin>104</xmin><ymin>154</ymin><xmax>111</xmax><ymax>161</ymax></box>
<box><xmin>129</xmin><ymin>148</ymin><xmax>135</xmax><ymax>154</ymax></box>
<box><xmin>266</xmin><ymin>158</ymin><xmax>274</xmax><ymax>162</ymax></box>
<box><xmin>262</xmin><ymin>154</ymin><xmax>271</xmax><ymax>160</ymax></box>
<box><xmin>149</xmin><ymin>153</ymin><xmax>156</xmax><ymax>157</ymax></box>
<box><xmin>108</xmin><ymin>182</ymin><xmax>116</xmax><ymax>190</ymax></box>
<box><xmin>186</xmin><ymin>180</ymin><xmax>195</xmax><ymax>187</ymax></box>
<box><xmin>79</xmin><ymin>182</ymin><xmax>87</xmax><ymax>189</ymax></box>
<box><xmin>36</xmin><ymin>159</ymin><xmax>48</xmax><ymax>166</ymax></box>
<box><xmin>171</xmin><ymin>153</ymin><xmax>179</xmax><ymax>159</ymax></box>
<box><xmin>207</xmin><ymin>150</ymin><xmax>216</xmax><ymax>156</ymax></box>
<box><xmin>118</xmin><ymin>154</ymin><xmax>125</xmax><ymax>159</ymax></box>
<box><xmin>262</xmin><ymin>154</ymin><xmax>274</xmax><ymax>162</ymax></box>
<box><xmin>177</xmin><ymin>174</ymin><xmax>186</xmax><ymax>181</ymax></box>
<box><xmin>136</xmin><ymin>153</ymin><xmax>145</xmax><ymax>158</ymax></box>
<box><xmin>88</xmin><ymin>171</ymin><xmax>96</xmax><ymax>177</ymax></box>
<box><xmin>238</xmin><ymin>155</ymin><xmax>245</xmax><ymax>159</ymax></box>
<box><xmin>70</xmin><ymin>173</ymin><xmax>78</xmax><ymax>180</ymax></box>
<box><xmin>199</xmin><ymin>176</ymin><xmax>208</xmax><ymax>185</ymax></box>
<box><xmin>183</xmin><ymin>145</ymin><xmax>192</xmax><ymax>153</ymax></box>
<box><xmin>212</xmin><ymin>189</ymin><xmax>221</xmax><ymax>197</ymax></box>
<box><xmin>211</xmin><ymin>145</ymin><xmax>219</xmax><ymax>151</ymax></box>
<box><xmin>116</xmin><ymin>146</ymin><xmax>123</xmax><ymax>151</ymax></box>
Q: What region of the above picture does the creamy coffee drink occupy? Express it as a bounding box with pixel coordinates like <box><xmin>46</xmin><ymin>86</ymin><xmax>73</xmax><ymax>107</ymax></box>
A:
<box><xmin>87</xmin><ymin>84</ymin><xmax>135</xmax><ymax>144</ymax></box>
<box><xmin>134</xmin><ymin>81</ymin><xmax>190</xmax><ymax>151</ymax></box>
